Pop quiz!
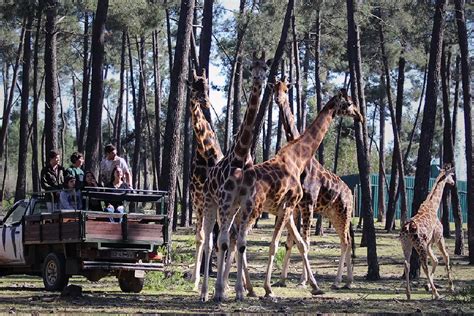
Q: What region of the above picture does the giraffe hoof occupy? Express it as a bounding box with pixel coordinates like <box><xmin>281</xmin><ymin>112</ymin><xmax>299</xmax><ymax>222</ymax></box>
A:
<box><xmin>331</xmin><ymin>284</ymin><xmax>340</xmax><ymax>290</ymax></box>
<box><xmin>273</xmin><ymin>281</ymin><xmax>287</xmax><ymax>288</ymax></box>
<box><xmin>296</xmin><ymin>283</ymin><xmax>307</xmax><ymax>289</ymax></box>
<box><xmin>200</xmin><ymin>294</ymin><xmax>208</xmax><ymax>302</ymax></box>
<box><xmin>247</xmin><ymin>290</ymin><xmax>257</xmax><ymax>297</ymax></box>
<box><xmin>311</xmin><ymin>288</ymin><xmax>325</xmax><ymax>296</ymax></box>
<box><xmin>235</xmin><ymin>292</ymin><xmax>244</xmax><ymax>301</ymax></box>
<box><xmin>213</xmin><ymin>294</ymin><xmax>225</xmax><ymax>303</ymax></box>
<box><xmin>343</xmin><ymin>283</ymin><xmax>353</xmax><ymax>289</ymax></box>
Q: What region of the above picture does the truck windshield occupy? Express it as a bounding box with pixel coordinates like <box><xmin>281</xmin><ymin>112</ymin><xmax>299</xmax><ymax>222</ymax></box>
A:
<box><xmin>4</xmin><ymin>202</ymin><xmax>27</xmax><ymax>225</ymax></box>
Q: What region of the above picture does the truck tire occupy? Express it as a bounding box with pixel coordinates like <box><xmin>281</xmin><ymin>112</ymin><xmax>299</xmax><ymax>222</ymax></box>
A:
<box><xmin>42</xmin><ymin>253</ymin><xmax>69</xmax><ymax>291</ymax></box>
<box><xmin>118</xmin><ymin>271</ymin><xmax>144</xmax><ymax>293</ymax></box>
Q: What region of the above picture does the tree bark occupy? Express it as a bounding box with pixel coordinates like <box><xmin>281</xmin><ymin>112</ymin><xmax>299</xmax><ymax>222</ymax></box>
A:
<box><xmin>181</xmin><ymin>72</ymin><xmax>192</xmax><ymax>227</ymax></box>
<box><xmin>15</xmin><ymin>13</ymin><xmax>33</xmax><ymax>202</ymax></box>
<box><xmin>113</xmin><ymin>30</ymin><xmax>126</xmax><ymax>152</ymax></box>
<box><xmin>440</xmin><ymin>44</ymin><xmax>452</xmax><ymax>237</ymax></box>
<box><xmin>377</xmin><ymin>78</ymin><xmax>385</xmax><ymax>223</ymax></box>
<box><xmin>44</xmin><ymin>0</ymin><xmax>59</xmax><ymax>154</ymax></box>
<box><xmin>291</xmin><ymin>13</ymin><xmax>302</xmax><ymax>132</ymax></box>
<box><xmin>160</xmin><ymin>0</ymin><xmax>195</xmax><ymax>238</ymax></box>
<box><xmin>84</xmin><ymin>0</ymin><xmax>109</xmax><ymax>176</ymax></box>
<box><xmin>454</xmin><ymin>0</ymin><xmax>473</xmax><ymax>263</ymax></box>
<box><xmin>198</xmin><ymin>0</ymin><xmax>213</xmax><ymax>123</ymax></box>
<box><xmin>411</xmin><ymin>0</ymin><xmax>446</xmax><ymax>278</ymax></box>
<box><xmin>31</xmin><ymin>3</ymin><xmax>43</xmax><ymax>193</ymax></box>
<box><xmin>251</xmin><ymin>0</ymin><xmax>294</xmax><ymax>156</ymax></box>
<box><xmin>385</xmin><ymin>53</ymin><xmax>407</xmax><ymax>231</ymax></box>
<box><xmin>452</xmin><ymin>55</ymin><xmax>464</xmax><ymax>255</ymax></box>
<box><xmin>378</xmin><ymin>14</ymin><xmax>409</xmax><ymax>228</ymax></box>
<box><xmin>347</xmin><ymin>0</ymin><xmax>380</xmax><ymax>280</ymax></box>
<box><xmin>263</xmin><ymin>99</ymin><xmax>273</xmax><ymax>161</ymax></box>
<box><xmin>78</xmin><ymin>12</ymin><xmax>90</xmax><ymax>153</ymax></box>
<box><xmin>153</xmin><ymin>30</ymin><xmax>162</xmax><ymax>188</ymax></box>
<box><xmin>314</xmin><ymin>9</ymin><xmax>323</xmax><ymax>164</ymax></box>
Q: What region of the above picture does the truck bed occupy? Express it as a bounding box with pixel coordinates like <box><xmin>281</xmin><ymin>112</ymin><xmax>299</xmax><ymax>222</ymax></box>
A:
<box><xmin>23</xmin><ymin>211</ymin><xmax>167</xmax><ymax>247</ymax></box>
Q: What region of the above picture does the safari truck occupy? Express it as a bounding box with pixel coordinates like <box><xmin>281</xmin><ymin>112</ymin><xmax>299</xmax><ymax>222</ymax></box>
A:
<box><xmin>0</xmin><ymin>187</ymin><xmax>169</xmax><ymax>293</ymax></box>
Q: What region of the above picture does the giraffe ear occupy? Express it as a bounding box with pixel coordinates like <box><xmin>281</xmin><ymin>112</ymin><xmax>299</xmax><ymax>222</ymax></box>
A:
<box><xmin>186</xmin><ymin>79</ymin><xmax>191</xmax><ymax>88</ymax></box>
<box><xmin>339</xmin><ymin>88</ymin><xmax>348</xmax><ymax>98</ymax></box>
<box><xmin>201</xmin><ymin>68</ymin><xmax>207</xmax><ymax>79</ymax></box>
<box><xmin>192</xmin><ymin>69</ymin><xmax>198</xmax><ymax>80</ymax></box>
<box><xmin>287</xmin><ymin>82</ymin><xmax>294</xmax><ymax>90</ymax></box>
<box><xmin>252</xmin><ymin>51</ymin><xmax>258</xmax><ymax>59</ymax></box>
<box><xmin>260</xmin><ymin>50</ymin><xmax>266</xmax><ymax>60</ymax></box>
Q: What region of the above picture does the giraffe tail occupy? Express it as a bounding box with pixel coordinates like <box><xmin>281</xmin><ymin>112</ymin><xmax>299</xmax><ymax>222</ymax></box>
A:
<box><xmin>350</xmin><ymin>222</ymin><xmax>356</xmax><ymax>258</ymax></box>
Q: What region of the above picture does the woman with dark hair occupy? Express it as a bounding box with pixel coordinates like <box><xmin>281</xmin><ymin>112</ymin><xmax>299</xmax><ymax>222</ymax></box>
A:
<box><xmin>59</xmin><ymin>175</ymin><xmax>82</xmax><ymax>210</ymax></box>
<box><xmin>105</xmin><ymin>166</ymin><xmax>130</xmax><ymax>217</ymax></box>
<box><xmin>83</xmin><ymin>171</ymin><xmax>103</xmax><ymax>212</ymax></box>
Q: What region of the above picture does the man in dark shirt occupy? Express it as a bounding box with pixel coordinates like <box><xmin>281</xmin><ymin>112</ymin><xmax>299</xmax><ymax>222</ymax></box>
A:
<box><xmin>40</xmin><ymin>150</ymin><xmax>65</xmax><ymax>212</ymax></box>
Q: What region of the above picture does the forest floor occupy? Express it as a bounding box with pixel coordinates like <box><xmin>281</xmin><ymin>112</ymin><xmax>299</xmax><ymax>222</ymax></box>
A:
<box><xmin>0</xmin><ymin>218</ymin><xmax>473</xmax><ymax>314</ymax></box>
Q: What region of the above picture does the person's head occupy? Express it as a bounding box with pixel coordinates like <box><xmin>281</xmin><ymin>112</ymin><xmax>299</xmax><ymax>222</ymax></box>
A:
<box><xmin>84</xmin><ymin>171</ymin><xmax>98</xmax><ymax>186</ymax></box>
<box><xmin>110</xmin><ymin>166</ymin><xmax>124</xmax><ymax>184</ymax></box>
<box><xmin>70</xmin><ymin>152</ymin><xmax>84</xmax><ymax>168</ymax></box>
<box><xmin>48</xmin><ymin>150</ymin><xmax>60</xmax><ymax>167</ymax></box>
<box><xmin>104</xmin><ymin>144</ymin><xmax>117</xmax><ymax>160</ymax></box>
<box><xmin>64</xmin><ymin>175</ymin><xmax>76</xmax><ymax>189</ymax></box>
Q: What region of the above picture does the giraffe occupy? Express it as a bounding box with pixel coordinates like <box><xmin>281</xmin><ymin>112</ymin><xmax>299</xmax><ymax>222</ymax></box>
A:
<box><xmin>400</xmin><ymin>164</ymin><xmax>455</xmax><ymax>300</ymax></box>
<box><xmin>187</xmin><ymin>70</ymin><xmax>224</xmax><ymax>291</ymax></box>
<box><xmin>200</xmin><ymin>51</ymin><xmax>269</xmax><ymax>302</ymax></box>
<box><xmin>233</xmin><ymin>88</ymin><xmax>363</xmax><ymax>300</ymax></box>
<box><xmin>271</xmin><ymin>77</ymin><xmax>354</xmax><ymax>289</ymax></box>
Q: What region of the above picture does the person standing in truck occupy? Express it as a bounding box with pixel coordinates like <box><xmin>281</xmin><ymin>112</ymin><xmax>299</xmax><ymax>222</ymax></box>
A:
<box><xmin>99</xmin><ymin>144</ymin><xmax>132</xmax><ymax>187</ymax></box>
<box><xmin>66</xmin><ymin>152</ymin><xmax>85</xmax><ymax>189</ymax></box>
<box><xmin>40</xmin><ymin>150</ymin><xmax>65</xmax><ymax>212</ymax></box>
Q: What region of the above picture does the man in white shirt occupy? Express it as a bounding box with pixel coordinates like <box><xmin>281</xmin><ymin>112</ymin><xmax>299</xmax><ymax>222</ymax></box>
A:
<box><xmin>99</xmin><ymin>144</ymin><xmax>132</xmax><ymax>187</ymax></box>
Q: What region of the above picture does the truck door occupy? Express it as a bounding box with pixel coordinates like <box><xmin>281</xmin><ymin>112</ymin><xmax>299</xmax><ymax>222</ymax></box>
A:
<box><xmin>0</xmin><ymin>201</ymin><xmax>27</xmax><ymax>265</ymax></box>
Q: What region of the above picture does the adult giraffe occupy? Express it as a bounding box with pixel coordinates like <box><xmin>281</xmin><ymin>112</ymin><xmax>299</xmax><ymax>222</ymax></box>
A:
<box><xmin>200</xmin><ymin>52</ymin><xmax>270</xmax><ymax>302</ymax></box>
<box><xmin>272</xmin><ymin>77</ymin><xmax>354</xmax><ymax>289</ymax></box>
<box><xmin>233</xmin><ymin>89</ymin><xmax>363</xmax><ymax>300</ymax></box>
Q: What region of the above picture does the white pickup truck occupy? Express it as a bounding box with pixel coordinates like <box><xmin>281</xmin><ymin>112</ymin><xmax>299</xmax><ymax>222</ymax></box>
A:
<box><xmin>0</xmin><ymin>188</ymin><xmax>169</xmax><ymax>293</ymax></box>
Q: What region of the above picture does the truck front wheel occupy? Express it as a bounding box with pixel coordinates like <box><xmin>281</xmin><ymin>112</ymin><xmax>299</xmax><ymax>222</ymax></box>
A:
<box><xmin>42</xmin><ymin>253</ymin><xmax>69</xmax><ymax>291</ymax></box>
<box><xmin>118</xmin><ymin>271</ymin><xmax>144</xmax><ymax>293</ymax></box>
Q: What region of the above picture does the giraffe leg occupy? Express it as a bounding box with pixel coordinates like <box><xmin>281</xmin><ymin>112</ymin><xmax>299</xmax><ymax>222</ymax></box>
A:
<box><xmin>199</xmin><ymin>201</ymin><xmax>217</xmax><ymax>302</ymax></box>
<box><xmin>437</xmin><ymin>237</ymin><xmax>454</xmax><ymax>293</ymax></box>
<box><xmin>333</xmin><ymin>236</ymin><xmax>348</xmax><ymax>289</ymax></box>
<box><xmin>223</xmin><ymin>231</ymin><xmax>237</xmax><ymax>293</ymax></box>
<box><xmin>191</xmin><ymin>214</ymin><xmax>204</xmax><ymax>291</ymax></box>
<box><xmin>276</xmin><ymin>210</ymin><xmax>299</xmax><ymax>288</ymax></box>
<box><xmin>286</xmin><ymin>211</ymin><xmax>324</xmax><ymax>296</ymax></box>
<box><xmin>427</xmin><ymin>246</ymin><xmax>439</xmax><ymax>280</ymax></box>
<box><xmin>214</xmin><ymin>202</ymin><xmax>237</xmax><ymax>303</ymax></box>
<box><xmin>242</xmin><ymin>248</ymin><xmax>256</xmax><ymax>297</ymax></box>
<box><xmin>400</xmin><ymin>234</ymin><xmax>412</xmax><ymax>300</ymax></box>
<box><xmin>263</xmin><ymin>208</ymin><xmax>290</xmax><ymax>298</ymax></box>
<box><xmin>419</xmin><ymin>250</ymin><xmax>440</xmax><ymax>300</ymax></box>
<box><xmin>344</xmin><ymin>233</ymin><xmax>353</xmax><ymax>288</ymax></box>
<box><xmin>299</xmin><ymin>203</ymin><xmax>314</xmax><ymax>287</ymax></box>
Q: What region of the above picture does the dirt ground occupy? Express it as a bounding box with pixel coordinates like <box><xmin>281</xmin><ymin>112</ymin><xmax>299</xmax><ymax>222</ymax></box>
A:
<box><xmin>0</xmin><ymin>218</ymin><xmax>473</xmax><ymax>314</ymax></box>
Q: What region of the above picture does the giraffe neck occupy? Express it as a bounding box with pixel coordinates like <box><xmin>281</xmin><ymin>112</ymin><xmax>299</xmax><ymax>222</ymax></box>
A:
<box><xmin>276</xmin><ymin>94</ymin><xmax>300</xmax><ymax>141</ymax></box>
<box><xmin>281</xmin><ymin>100</ymin><xmax>336</xmax><ymax>172</ymax></box>
<box><xmin>230</xmin><ymin>77</ymin><xmax>263</xmax><ymax>164</ymax></box>
<box><xmin>423</xmin><ymin>176</ymin><xmax>448</xmax><ymax>214</ymax></box>
<box><xmin>190</xmin><ymin>99</ymin><xmax>223</xmax><ymax>163</ymax></box>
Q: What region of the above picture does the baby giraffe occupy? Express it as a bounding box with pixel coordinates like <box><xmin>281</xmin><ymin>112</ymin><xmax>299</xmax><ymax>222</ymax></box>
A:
<box><xmin>400</xmin><ymin>164</ymin><xmax>455</xmax><ymax>300</ymax></box>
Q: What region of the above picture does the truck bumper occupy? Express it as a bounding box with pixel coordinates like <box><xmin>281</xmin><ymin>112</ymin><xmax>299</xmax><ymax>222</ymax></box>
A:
<box><xmin>82</xmin><ymin>261</ymin><xmax>164</xmax><ymax>271</ymax></box>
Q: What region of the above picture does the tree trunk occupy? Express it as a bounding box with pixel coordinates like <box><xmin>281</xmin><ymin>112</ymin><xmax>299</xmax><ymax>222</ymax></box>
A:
<box><xmin>132</xmin><ymin>36</ymin><xmax>146</xmax><ymax>189</ymax></box>
<box><xmin>181</xmin><ymin>73</ymin><xmax>192</xmax><ymax>227</ymax></box>
<box><xmin>452</xmin><ymin>55</ymin><xmax>464</xmax><ymax>255</ymax></box>
<box><xmin>251</xmin><ymin>0</ymin><xmax>294</xmax><ymax>156</ymax></box>
<box><xmin>153</xmin><ymin>30</ymin><xmax>162</xmax><ymax>188</ymax></box>
<box><xmin>197</xmin><ymin>0</ymin><xmax>213</xmax><ymax>123</ymax></box>
<box><xmin>78</xmin><ymin>12</ymin><xmax>90</xmax><ymax>153</ymax></box>
<box><xmin>314</xmin><ymin>9</ymin><xmax>323</xmax><ymax>164</ymax></box>
<box><xmin>44</xmin><ymin>0</ymin><xmax>59</xmax><ymax>154</ymax></box>
<box><xmin>385</xmin><ymin>53</ymin><xmax>408</xmax><ymax>231</ymax></box>
<box><xmin>0</xmin><ymin>20</ymin><xmax>26</xmax><ymax>160</ymax></box>
<box><xmin>263</xmin><ymin>99</ymin><xmax>273</xmax><ymax>161</ymax></box>
<box><xmin>232</xmin><ymin>56</ymin><xmax>244</xmax><ymax>137</ymax></box>
<box><xmin>301</xmin><ymin>33</ymin><xmax>309</xmax><ymax>132</ymax></box>
<box><xmin>454</xmin><ymin>0</ymin><xmax>473</xmax><ymax>263</ymax></box>
<box><xmin>441</xmin><ymin>44</ymin><xmax>452</xmax><ymax>238</ymax></box>
<box><xmin>127</xmin><ymin>34</ymin><xmax>138</xmax><ymax>155</ymax></box>
<box><xmin>31</xmin><ymin>4</ymin><xmax>43</xmax><ymax>193</ymax></box>
<box><xmin>333</xmin><ymin>118</ymin><xmax>343</xmax><ymax>173</ymax></box>
<box><xmin>411</xmin><ymin>0</ymin><xmax>446</xmax><ymax>278</ymax></box>
<box><xmin>160</xmin><ymin>0</ymin><xmax>195</xmax><ymax>239</ymax></box>
<box><xmin>165</xmin><ymin>0</ymin><xmax>173</xmax><ymax>75</ymax></box>
<box><xmin>113</xmin><ymin>30</ymin><xmax>126</xmax><ymax>152</ymax></box>
<box><xmin>84</xmin><ymin>0</ymin><xmax>109</xmax><ymax>176</ymax></box>
<box><xmin>291</xmin><ymin>13</ymin><xmax>302</xmax><ymax>132</ymax></box>
<box><xmin>377</xmin><ymin>76</ymin><xmax>385</xmax><ymax>223</ymax></box>
<box><xmin>347</xmin><ymin>0</ymin><xmax>380</xmax><ymax>280</ymax></box>
<box><xmin>15</xmin><ymin>14</ymin><xmax>33</xmax><ymax>202</ymax></box>
<box><xmin>378</xmin><ymin>14</ymin><xmax>409</xmax><ymax>228</ymax></box>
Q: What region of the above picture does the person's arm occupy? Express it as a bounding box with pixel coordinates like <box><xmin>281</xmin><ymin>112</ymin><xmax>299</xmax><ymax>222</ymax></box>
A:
<box><xmin>120</xmin><ymin>158</ymin><xmax>133</xmax><ymax>187</ymax></box>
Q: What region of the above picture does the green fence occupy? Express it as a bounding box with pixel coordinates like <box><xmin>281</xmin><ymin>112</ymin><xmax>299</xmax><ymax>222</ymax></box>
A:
<box><xmin>341</xmin><ymin>174</ymin><xmax>468</xmax><ymax>223</ymax></box>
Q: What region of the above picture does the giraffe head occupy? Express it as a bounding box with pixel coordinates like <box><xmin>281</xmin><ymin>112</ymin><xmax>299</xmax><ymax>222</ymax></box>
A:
<box><xmin>440</xmin><ymin>163</ymin><xmax>455</xmax><ymax>186</ymax></box>
<box><xmin>189</xmin><ymin>69</ymin><xmax>210</xmax><ymax>109</ymax></box>
<box><xmin>330</xmin><ymin>89</ymin><xmax>364</xmax><ymax>122</ymax></box>
<box><xmin>272</xmin><ymin>75</ymin><xmax>292</xmax><ymax>105</ymax></box>
<box><xmin>251</xmin><ymin>51</ymin><xmax>270</xmax><ymax>82</ymax></box>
